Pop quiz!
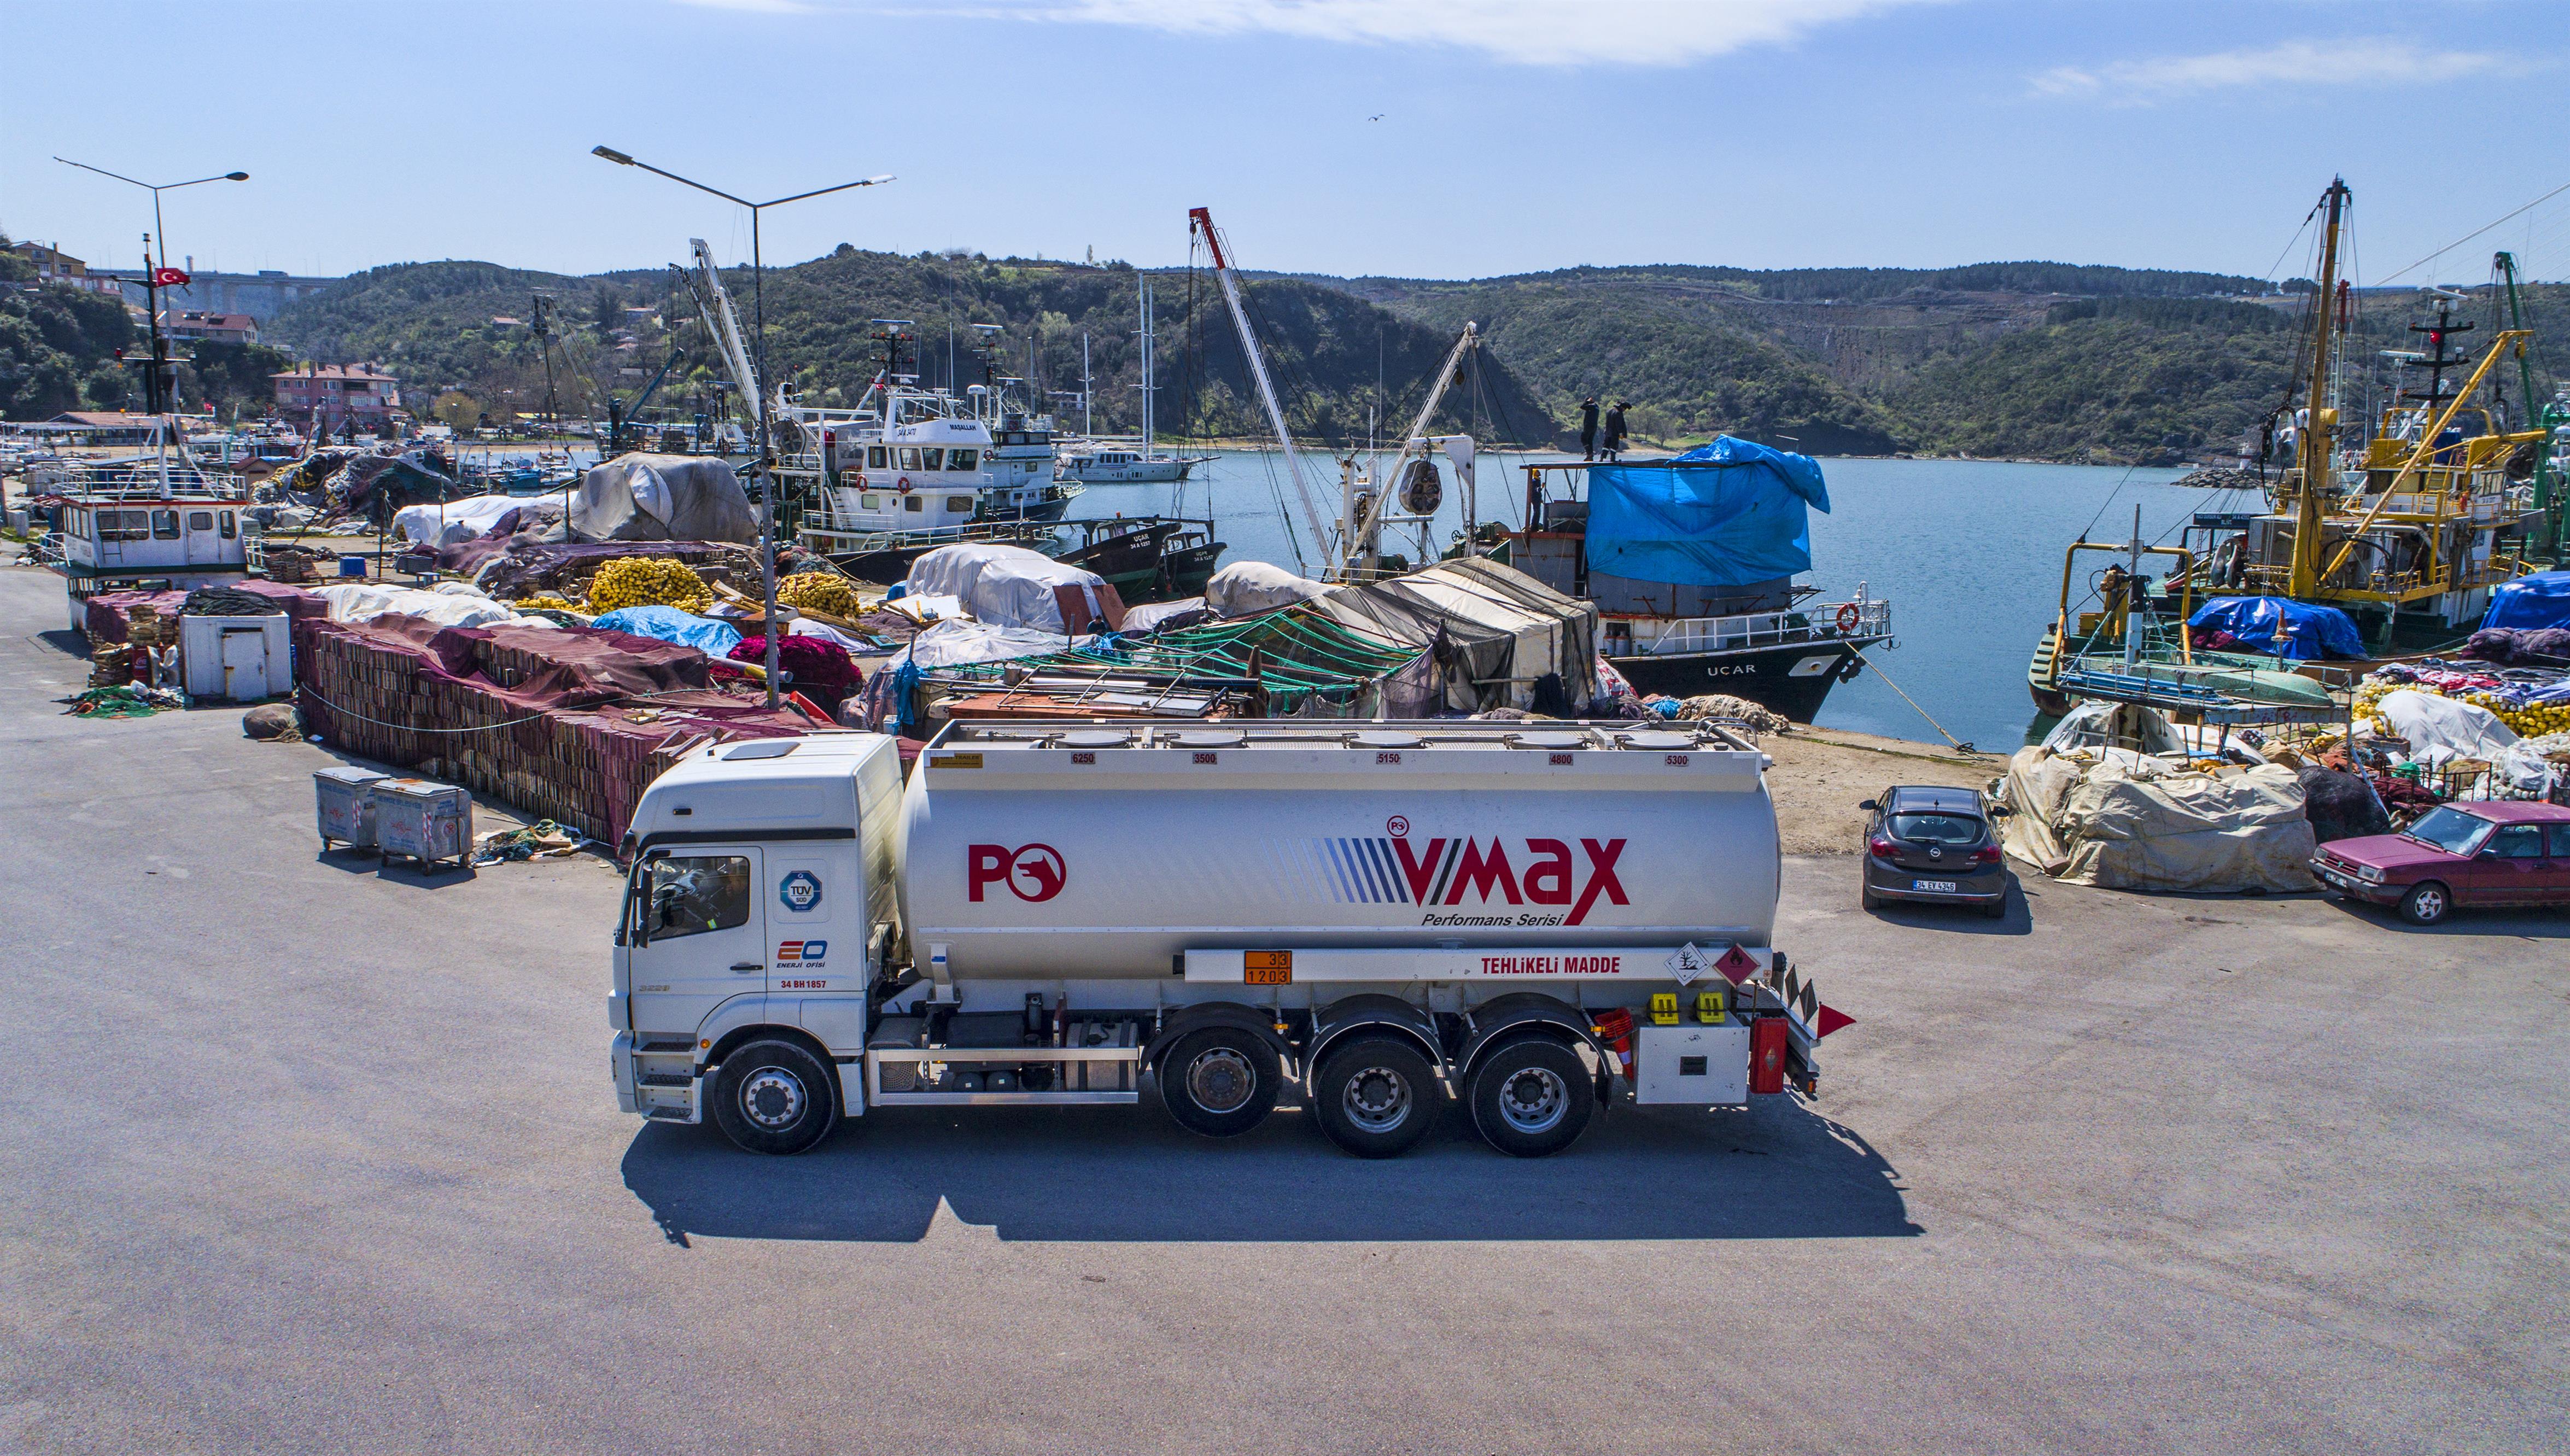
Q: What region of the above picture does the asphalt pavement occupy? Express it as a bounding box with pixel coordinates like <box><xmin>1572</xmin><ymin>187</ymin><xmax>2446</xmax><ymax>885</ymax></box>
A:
<box><xmin>1</xmin><ymin>563</ymin><xmax>2563</xmax><ymax>1454</ymax></box>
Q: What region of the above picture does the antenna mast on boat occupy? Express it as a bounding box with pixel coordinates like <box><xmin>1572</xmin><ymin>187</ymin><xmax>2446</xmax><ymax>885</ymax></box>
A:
<box><xmin>1189</xmin><ymin>205</ymin><xmax>1333</xmax><ymax>568</ymax></box>
<box><xmin>2287</xmin><ymin>179</ymin><xmax>2349</xmax><ymax>599</ymax></box>
<box><xmin>1343</xmin><ymin>322</ymin><xmax>1479</xmax><ymax>580</ymax></box>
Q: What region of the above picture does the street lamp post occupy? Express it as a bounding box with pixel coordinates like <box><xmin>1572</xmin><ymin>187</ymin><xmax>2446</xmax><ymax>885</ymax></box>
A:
<box><xmin>54</xmin><ymin>159</ymin><xmax>248</xmax><ymax>418</ymax></box>
<box><xmin>591</xmin><ymin>146</ymin><xmax>892</xmax><ymax>711</ymax></box>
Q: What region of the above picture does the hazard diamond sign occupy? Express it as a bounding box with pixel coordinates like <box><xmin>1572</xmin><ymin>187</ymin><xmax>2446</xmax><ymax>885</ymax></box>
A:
<box><xmin>1715</xmin><ymin>943</ymin><xmax>1760</xmax><ymax>985</ymax></box>
<box><xmin>1663</xmin><ymin>943</ymin><xmax>1707</xmax><ymax>985</ymax></box>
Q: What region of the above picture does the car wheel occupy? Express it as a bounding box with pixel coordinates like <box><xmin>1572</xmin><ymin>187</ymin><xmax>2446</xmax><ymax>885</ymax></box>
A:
<box><xmin>1311</xmin><ymin>1036</ymin><xmax>1440</xmax><ymax>1159</ymax></box>
<box><xmin>1982</xmin><ymin>894</ymin><xmax>2007</xmax><ymax>920</ymax></box>
<box><xmin>2398</xmin><ymin>881</ymin><xmax>2451</xmax><ymax>926</ymax></box>
<box><xmin>709</xmin><ymin>1038</ymin><xmax>839</xmax><ymax>1155</ymax></box>
<box><xmin>1467</xmin><ymin>1037</ymin><xmax>1594</xmax><ymax>1157</ymax></box>
<box><xmin>1157</xmin><ymin>1026</ymin><xmax>1281</xmax><ymax>1138</ymax></box>
<box><xmin>1860</xmin><ymin>884</ymin><xmax>1883</xmax><ymax>912</ymax></box>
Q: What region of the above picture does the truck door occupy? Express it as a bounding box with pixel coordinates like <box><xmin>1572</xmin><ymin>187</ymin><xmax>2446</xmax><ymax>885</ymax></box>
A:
<box><xmin>626</xmin><ymin>847</ymin><xmax>766</xmax><ymax>1039</ymax></box>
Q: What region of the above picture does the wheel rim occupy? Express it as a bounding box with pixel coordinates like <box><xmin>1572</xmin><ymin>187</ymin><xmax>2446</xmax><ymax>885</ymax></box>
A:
<box><xmin>1184</xmin><ymin>1047</ymin><xmax>1255</xmax><ymax>1114</ymax></box>
<box><xmin>1340</xmin><ymin>1065</ymin><xmax>1412</xmax><ymax>1134</ymax></box>
<box><xmin>1495</xmin><ymin>1066</ymin><xmax>1568</xmax><ymax>1135</ymax></box>
<box><xmin>739</xmin><ymin>1066</ymin><xmax>807</xmax><ymax>1129</ymax></box>
<box><xmin>2414</xmin><ymin>887</ymin><xmax>2446</xmax><ymax>920</ymax></box>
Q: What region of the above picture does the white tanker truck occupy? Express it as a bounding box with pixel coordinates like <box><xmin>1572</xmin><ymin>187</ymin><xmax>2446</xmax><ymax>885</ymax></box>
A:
<box><xmin>609</xmin><ymin>718</ymin><xmax>1840</xmax><ymax>1157</ymax></box>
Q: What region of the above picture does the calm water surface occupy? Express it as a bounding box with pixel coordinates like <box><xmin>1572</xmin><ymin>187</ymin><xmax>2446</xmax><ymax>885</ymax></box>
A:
<box><xmin>1066</xmin><ymin>449</ymin><xmax>2259</xmax><ymax>750</ymax></box>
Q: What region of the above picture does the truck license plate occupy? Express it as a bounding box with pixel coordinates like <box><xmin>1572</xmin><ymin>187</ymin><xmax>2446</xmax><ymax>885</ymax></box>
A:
<box><xmin>1912</xmin><ymin>879</ymin><xmax>1957</xmax><ymax>892</ymax></box>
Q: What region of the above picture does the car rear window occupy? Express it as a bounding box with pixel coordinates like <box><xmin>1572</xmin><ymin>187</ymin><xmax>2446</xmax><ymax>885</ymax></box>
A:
<box><xmin>1889</xmin><ymin>812</ymin><xmax>1982</xmax><ymax>844</ymax></box>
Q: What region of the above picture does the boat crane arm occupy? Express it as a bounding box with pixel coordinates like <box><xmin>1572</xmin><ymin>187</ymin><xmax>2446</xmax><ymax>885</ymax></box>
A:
<box><xmin>687</xmin><ymin>238</ymin><xmax>761</xmax><ymax>411</ymax></box>
<box><xmin>1190</xmin><ymin>206</ymin><xmax>1334</xmax><ymax>571</ymax></box>
<box><xmin>1347</xmin><ymin>323</ymin><xmax>1477</xmax><ymax>578</ymax></box>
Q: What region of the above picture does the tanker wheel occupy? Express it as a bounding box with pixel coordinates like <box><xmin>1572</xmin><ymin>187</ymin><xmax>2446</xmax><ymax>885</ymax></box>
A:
<box><xmin>1157</xmin><ymin>1026</ymin><xmax>1281</xmax><ymax>1138</ymax></box>
<box><xmin>1467</xmin><ymin>1037</ymin><xmax>1594</xmax><ymax>1158</ymax></box>
<box><xmin>1311</xmin><ymin>1036</ymin><xmax>1438</xmax><ymax>1159</ymax></box>
<box><xmin>710</xmin><ymin>1038</ymin><xmax>839</xmax><ymax>1155</ymax></box>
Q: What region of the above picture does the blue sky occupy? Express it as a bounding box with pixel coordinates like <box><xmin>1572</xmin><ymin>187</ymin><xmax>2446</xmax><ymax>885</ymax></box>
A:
<box><xmin>3</xmin><ymin>0</ymin><xmax>2563</xmax><ymax>286</ymax></box>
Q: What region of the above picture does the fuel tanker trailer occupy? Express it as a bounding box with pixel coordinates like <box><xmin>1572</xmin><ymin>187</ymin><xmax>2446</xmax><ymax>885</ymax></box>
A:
<box><xmin>608</xmin><ymin>719</ymin><xmax>1848</xmax><ymax>1157</ymax></box>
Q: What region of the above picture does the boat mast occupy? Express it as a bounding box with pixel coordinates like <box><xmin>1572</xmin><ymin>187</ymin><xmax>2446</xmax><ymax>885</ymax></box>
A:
<box><xmin>1344</xmin><ymin>323</ymin><xmax>1479</xmax><ymax>580</ymax></box>
<box><xmin>1137</xmin><ymin>278</ymin><xmax>1155</xmax><ymax>457</ymax></box>
<box><xmin>1189</xmin><ymin>206</ymin><xmax>1331</xmax><ymax>569</ymax></box>
<box><xmin>2288</xmin><ymin>178</ymin><xmax>2349</xmax><ymax>599</ymax></box>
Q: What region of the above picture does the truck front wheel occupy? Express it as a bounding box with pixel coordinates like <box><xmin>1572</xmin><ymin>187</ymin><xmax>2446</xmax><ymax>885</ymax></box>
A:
<box><xmin>1157</xmin><ymin>1026</ymin><xmax>1280</xmax><ymax>1138</ymax></box>
<box><xmin>710</xmin><ymin>1038</ymin><xmax>840</xmax><ymax>1155</ymax></box>
<box><xmin>1311</xmin><ymin>1036</ymin><xmax>1439</xmax><ymax>1159</ymax></box>
<box><xmin>1467</xmin><ymin>1037</ymin><xmax>1594</xmax><ymax>1158</ymax></box>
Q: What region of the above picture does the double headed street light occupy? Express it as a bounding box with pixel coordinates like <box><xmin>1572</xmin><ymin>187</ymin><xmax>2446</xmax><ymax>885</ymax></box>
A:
<box><xmin>54</xmin><ymin>157</ymin><xmax>249</xmax><ymax>416</ymax></box>
<box><xmin>592</xmin><ymin>145</ymin><xmax>893</xmax><ymax>710</ymax></box>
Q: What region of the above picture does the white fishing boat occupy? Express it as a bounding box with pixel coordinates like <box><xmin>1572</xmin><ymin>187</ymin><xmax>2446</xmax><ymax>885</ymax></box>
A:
<box><xmin>1055</xmin><ymin>280</ymin><xmax>1210</xmax><ymax>485</ymax></box>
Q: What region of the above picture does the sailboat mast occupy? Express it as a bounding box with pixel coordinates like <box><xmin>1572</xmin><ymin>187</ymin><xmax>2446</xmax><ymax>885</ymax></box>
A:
<box><xmin>2289</xmin><ymin>178</ymin><xmax>2349</xmax><ymax>598</ymax></box>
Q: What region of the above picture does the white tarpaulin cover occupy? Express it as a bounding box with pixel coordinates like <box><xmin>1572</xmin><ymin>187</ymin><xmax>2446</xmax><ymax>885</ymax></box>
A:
<box><xmin>314</xmin><ymin>583</ymin><xmax>552</xmax><ymax>630</ymax></box>
<box><xmin>2372</xmin><ymin>688</ymin><xmax>2554</xmax><ymax>793</ymax></box>
<box><xmin>1205</xmin><ymin>560</ymin><xmax>1328</xmax><ymax>618</ymax></box>
<box><xmin>1997</xmin><ymin>746</ymin><xmax>2316</xmax><ymax>892</ymax></box>
<box><xmin>393</xmin><ymin>493</ymin><xmax>520</xmax><ymax>546</ymax></box>
<box><xmin>571</xmin><ymin>454</ymin><xmax>757</xmax><ymax>543</ymax></box>
<box><xmin>906</xmin><ymin>544</ymin><xmax>1108</xmax><ymax>634</ymax></box>
<box><xmin>899</xmin><ymin>618</ymin><xmax>1092</xmax><ymax>669</ymax></box>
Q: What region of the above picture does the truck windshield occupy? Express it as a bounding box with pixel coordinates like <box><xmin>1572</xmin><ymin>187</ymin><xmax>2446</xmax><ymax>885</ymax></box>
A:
<box><xmin>2402</xmin><ymin>806</ymin><xmax>2494</xmax><ymax>857</ymax></box>
<box><xmin>644</xmin><ymin>855</ymin><xmax>751</xmax><ymax>939</ymax></box>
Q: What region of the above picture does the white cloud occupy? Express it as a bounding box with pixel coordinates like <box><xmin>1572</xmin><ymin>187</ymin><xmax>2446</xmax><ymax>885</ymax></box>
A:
<box><xmin>2034</xmin><ymin>38</ymin><xmax>2526</xmax><ymax>103</ymax></box>
<box><xmin>939</xmin><ymin>0</ymin><xmax>1934</xmax><ymax>68</ymax></box>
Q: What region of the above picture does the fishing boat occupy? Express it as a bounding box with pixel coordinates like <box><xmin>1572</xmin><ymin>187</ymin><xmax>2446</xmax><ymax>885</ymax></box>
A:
<box><xmin>1498</xmin><ymin>448</ymin><xmax>1893</xmax><ymax>721</ymax></box>
<box><xmin>42</xmin><ymin>415</ymin><xmax>256</xmax><ymax>634</ymax></box>
<box><xmin>2027</xmin><ymin>178</ymin><xmax>2555</xmax><ymax>721</ymax></box>
<box><xmin>1056</xmin><ymin>516</ymin><xmax>1225</xmax><ymax>603</ymax></box>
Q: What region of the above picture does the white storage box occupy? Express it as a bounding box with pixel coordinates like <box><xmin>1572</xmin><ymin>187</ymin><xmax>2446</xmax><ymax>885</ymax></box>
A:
<box><xmin>1633</xmin><ymin>1022</ymin><xmax>1750</xmax><ymax>1106</ymax></box>
<box><xmin>179</xmin><ymin>613</ymin><xmax>291</xmax><ymax>703</ymax></box>
<box><xmin>370</xmin><ymin>779</ymin><xmax>471</xmax><ymax>870</ymax></box>
<box><xmin>314</xmin><ymin>766</ymin><xmax>391</xmax><ymax>851</ymax></box>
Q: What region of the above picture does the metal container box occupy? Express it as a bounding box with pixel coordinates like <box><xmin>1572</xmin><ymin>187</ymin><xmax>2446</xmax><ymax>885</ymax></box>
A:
<box><xmin>314</xmin><ymin>766</ymin><xmax>391</xmax><ymax>851</ymax></box>
<box><xmin>1633</xmin><ymin>1022</ymin><xmax>1749</xmax><ymax>1106</ymax></box>
<box><xmin>371</xmin><ymin>779</ymin><xmax>471</xmax><ymax>870</ymax></box>
<box><xmin>179</xmin><ymin>613</ymin><xmax>291</xmax><ymax>702</ymax></box>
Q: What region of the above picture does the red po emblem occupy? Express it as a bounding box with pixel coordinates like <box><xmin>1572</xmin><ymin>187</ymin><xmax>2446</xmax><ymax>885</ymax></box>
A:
<box><xmin>1387</xmin><ymin>815</ymin><xmax>1410</xmax><ymax>838</ymax></box>
<box><xmin>968</xmin><ymin>843</ymin><xmax>1066</xmax><ymax>902</ymax></box>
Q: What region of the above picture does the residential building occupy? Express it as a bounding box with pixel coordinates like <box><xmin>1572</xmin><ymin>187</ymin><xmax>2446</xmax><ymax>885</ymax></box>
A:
<box><xmin>271</xmin><ymin>363</ymin><xmax>402</xmax><ymax>431</ymax></box>
<box><xmin>167</xmin><ymin>311</ymin><xmax>259</xmax><ymax>346</ymax></box>
<box><xmin>9</xmin><ymin>241</ymin><xmax>127</xmax><ymax>296</ymax></box>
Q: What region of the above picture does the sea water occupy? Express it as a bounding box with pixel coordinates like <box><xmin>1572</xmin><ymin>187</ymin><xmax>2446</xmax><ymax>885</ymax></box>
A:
<box><xmin>1066</xmin><ymin>449</ymin><xmax>2248</xmax><ymax>750</ymax></box>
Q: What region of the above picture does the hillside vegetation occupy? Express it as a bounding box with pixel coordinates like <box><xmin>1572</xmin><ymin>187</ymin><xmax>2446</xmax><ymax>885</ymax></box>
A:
<box><xmin>251</xmin><ymin>247</ymin><xmax>2570</xmax><ymax>464</ymax></box>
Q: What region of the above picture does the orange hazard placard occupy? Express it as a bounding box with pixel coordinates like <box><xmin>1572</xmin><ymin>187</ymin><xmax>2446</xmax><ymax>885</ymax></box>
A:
<box><xmin>1244</xmin><ymin>950</ymin><xmax>1293</xmax><ymax>985</ymax></box>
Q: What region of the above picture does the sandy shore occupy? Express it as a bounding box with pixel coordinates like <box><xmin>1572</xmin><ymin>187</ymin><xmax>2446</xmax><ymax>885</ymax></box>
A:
<box><xmin>1759</xmin><ymin>725</ymin><xmax>2005</xmax><ymax>856</ymax></box>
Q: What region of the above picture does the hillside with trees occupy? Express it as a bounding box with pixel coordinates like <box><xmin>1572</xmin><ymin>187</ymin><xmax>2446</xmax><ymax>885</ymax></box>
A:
<box><xmin>1</xmin><ymin>230</ymin><xmax>293</xmax><ymax>421</ymax></box>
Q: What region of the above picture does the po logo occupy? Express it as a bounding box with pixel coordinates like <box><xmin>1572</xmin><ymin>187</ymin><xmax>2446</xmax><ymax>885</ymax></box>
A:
<box><xmin>967</xmin><ymin>843</ymin><xmax>1066</xmax><ymax>903</ymax></box>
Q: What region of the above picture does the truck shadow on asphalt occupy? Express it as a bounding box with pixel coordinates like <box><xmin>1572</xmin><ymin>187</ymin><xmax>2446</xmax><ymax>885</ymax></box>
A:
<box><xmin>621</xmin><ymin>1096</ymin><xmax>1917</xmax><ymax>1244</ymax></box>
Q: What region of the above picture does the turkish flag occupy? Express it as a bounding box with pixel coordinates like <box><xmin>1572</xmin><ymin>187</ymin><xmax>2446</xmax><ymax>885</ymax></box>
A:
<box><xmin>151</xmin><ymin>267</ymin><xmax>191</xmax><ymax>287</ymax></box>
<box><xmin>1815</xmin><ymin>1004</ymin><xmax>1856</xmax><ymax>1038</ymax></box>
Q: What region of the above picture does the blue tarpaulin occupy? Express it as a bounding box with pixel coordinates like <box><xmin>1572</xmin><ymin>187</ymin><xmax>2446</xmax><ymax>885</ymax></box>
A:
<box><xmin>591</xmin><ymin>605</ymin><xmax>744</xmax><ymax>658</ymax></box>
<box><xmin>2186</xmin><ymin>596</ymin><xmax>2367</xmax><ymax>660</ymax></box>
<box><xmin>2481</xmin><ymin>571</ymin><xmax>2570</xmax><ymax>631</ymax></box>
<box><xmin>1584</xmin><ymin>437</ymin><xmax>1830</xmax><ymax>589</ymax></box>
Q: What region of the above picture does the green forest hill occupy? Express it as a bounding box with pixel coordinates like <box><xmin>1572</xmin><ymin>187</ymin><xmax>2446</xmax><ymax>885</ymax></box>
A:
<box><xmin>21</xmin><ymin>236</ymin><xmax>2555</xmax><ymax>466</ymax></box>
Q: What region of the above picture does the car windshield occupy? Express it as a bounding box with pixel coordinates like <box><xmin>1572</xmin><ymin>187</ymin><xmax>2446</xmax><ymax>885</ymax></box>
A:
<box><xmin>1889</xmin><ymin>812</ymin><xmax>1982</xmax><ymax>844</ymax></box>
<box><xmin>2402</xmin><ymin>806</ymin><xmax>2495</xmax><ymax>857</ymax></box>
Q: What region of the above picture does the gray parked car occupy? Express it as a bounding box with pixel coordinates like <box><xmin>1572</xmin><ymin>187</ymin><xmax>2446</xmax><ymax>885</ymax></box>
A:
<box><xmin>1859</xmin><ymin>786</ymin><xmax>2008</xmax><ymax>917</ymax></box>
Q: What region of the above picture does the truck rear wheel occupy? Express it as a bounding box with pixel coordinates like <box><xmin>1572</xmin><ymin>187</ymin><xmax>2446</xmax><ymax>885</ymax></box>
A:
<box><xmin>1467</xmin><ymin>1037</ymin><xmax>1593</xmax><ymax>1158</ymax></box>
<box><xmin>710</xmin><ymin>1038</ymin><xmax>839</xmax><ymax>1155</ymax></box>
<box><xmin>1311</xmin><ymin>1036</ymin><xmax>1438</xmax><ymax>1159</ymax></box>
<box><xmin>1157</xmin><ymin>1026</ymin><xmax>1280</xmax><ymax>1138</ymax></box>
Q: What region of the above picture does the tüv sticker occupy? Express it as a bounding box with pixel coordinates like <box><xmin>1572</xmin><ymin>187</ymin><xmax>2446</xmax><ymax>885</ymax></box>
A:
<box><xmin>779</xmin><ymin>871</ymin><xmax>823</xmax><ymax>913</ymax></box>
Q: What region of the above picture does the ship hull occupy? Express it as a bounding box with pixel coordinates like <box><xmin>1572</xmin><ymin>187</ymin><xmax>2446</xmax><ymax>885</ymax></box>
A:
<box><xmin>1609</xmin><ymin>638</ymin><xmax>1877</xmax><ymax>722</ymax></box>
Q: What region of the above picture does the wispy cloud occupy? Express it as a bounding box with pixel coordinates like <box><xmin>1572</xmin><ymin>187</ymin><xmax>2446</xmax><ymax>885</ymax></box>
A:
<box><xmin>688</xmin><ymin>0</ymin><xmax>1938</xmax><ymax>68</ymax></box>
<box><xmin>2033</xmin><ymin>38</ymin><xmax>2527</xmax><ymax>104</ymax></box>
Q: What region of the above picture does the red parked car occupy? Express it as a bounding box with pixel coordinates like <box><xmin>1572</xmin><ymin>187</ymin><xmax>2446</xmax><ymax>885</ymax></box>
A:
<box><xmin>2311</xmin><ymin>802</ymin><xmax>2570</xmax><ymax>926</ymax></box>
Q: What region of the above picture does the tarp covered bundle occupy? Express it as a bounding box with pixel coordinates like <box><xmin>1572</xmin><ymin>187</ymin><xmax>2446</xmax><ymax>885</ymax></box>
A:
<box><xmin>1584</xmin><ymin>437</ymin><xmax>1830</xmax><ymax>590</ymax></box>
<box><xmin>393</xmin><ymin>493</ymin><xmax>524</xmax><ymax>547</ymax></box>
<box><xmin>2480</xmin><ymin>570</ymin><xmax>2570</xmax><ymax>631</ymax></box>
<box><xmin>906</xmin><ymin>543</ymin><xmax>1116</xmax><ymax>634</ymax></box>
<box><xmin>572</xmin><ymin>454</ymin><xmax>758</xmax><ymax>543</ymax></box>
<box><xmin>315</xmin><ymin>582</ymin><xmax>545</xmax><ymax>631</ymax></box>
<box><xmin>1306</xmin><ymin>557</ymin><xmax>1598</xmax><ymax>713</ymax></box>
<box><xmin>1205</xmin><ymin>560</ymin><xmax>1328</xmax><ymax>618</ymax></box>
<box><xmin>442</xmin><ymin>539</ymin><xmax>756</xmax><ymax>602</ymax></box>
<box><xmin>293</xmin><ymin>614</ymin><xmax>809</xmax><ymax>844</ymax></box>
<box><xmin>1997</xmin><ymin>746</ymin><xmax>2317</xmax><ymax>892</ymax></box>
<box><xmin>2185</xmin><ymin>596</ymin><xmax>2366</xmax><ymax>660</ymax></box>
<box><xmin>590</xmin><ymin>606</ymin><xmax>744</xmax><ymax>657</ymax></box>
